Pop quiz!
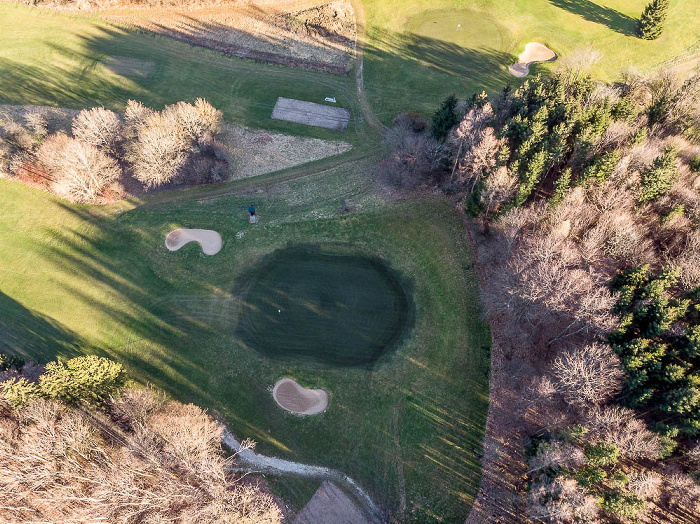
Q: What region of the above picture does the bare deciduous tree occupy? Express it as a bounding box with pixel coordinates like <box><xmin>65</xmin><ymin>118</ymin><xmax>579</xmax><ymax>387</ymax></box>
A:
<box><xmin>585</xmin><ymin>406</ymin><xmax>662</xmax><ymax>460</ymax></box>
<box><xmin>38</xmin><ymin>133</ymin><xmax>121</xmax><ymax>202</ymax></box>
<box><xmin>551</xmin><ymin>343</ymin><xmax>624</xmax><ymax>406</ymax></box>
<box><xmin>72</xmin><ymin>107</ymin><xmax>122</xmax><ymax>154</ymax></box>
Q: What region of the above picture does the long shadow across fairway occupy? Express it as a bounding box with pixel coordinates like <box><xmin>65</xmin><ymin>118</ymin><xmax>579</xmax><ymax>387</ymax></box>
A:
<box><xmin>0</xmin><ymin>292</ymin><xmax>81</xmax><ymax>360</ymax></box>
<box><xmin>362</xmin><ymin>29</ymin><xmax>519</xmax><ymax>123</ymax></box>
<box><xmin>548</xmin><ymin>0</ymin><xmax>638</xmax><ymax>36</ymax></box>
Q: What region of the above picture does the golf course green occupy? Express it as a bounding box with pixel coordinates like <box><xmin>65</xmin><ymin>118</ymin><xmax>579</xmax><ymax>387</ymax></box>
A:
<box><xmin>237</xmin><ymin>244</ymin><xmax>412</xmax><ymax>367</ymax></box>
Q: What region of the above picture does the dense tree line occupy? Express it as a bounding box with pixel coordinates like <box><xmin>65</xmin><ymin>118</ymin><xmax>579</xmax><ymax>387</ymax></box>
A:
<box><xmin>380</xmin><ymin>61</ymin><xmax>700</xmax><ymax>521</ymax></box>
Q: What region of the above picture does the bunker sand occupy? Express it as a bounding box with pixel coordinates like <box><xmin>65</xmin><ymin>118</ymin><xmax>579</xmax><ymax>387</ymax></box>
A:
<box><xmin>165</xmin><ymin>229</ymin><xmax>222</xmax><ymax>255</ymax></box>
<box><xmin>509</xmin><ymin>42</ymin><xmax>556</xmax><ymax>77</ymax></box>
<box><xmin>273</xmin><ymin>378</ymin><xmax>329</xmax><ymax>415</ymax></box>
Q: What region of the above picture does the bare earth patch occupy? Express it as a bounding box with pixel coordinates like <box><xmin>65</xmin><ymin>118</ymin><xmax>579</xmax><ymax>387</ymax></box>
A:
<box><xmin>293</xmin><ymin>481</ymin><xmax>369</xmax><ymax>524</ymax></box>
<box><xmin>272</xmin><ymin>378</ymin><xmax>328</xmax><ymax>415</ymax></box>
<box><xmin>94</xmin><ymin>0</ymin><xmax>356</xmax><ymax>73</ymax></box>
<box><xmin>271</xmin><ymin>97</ymin><xmax>351</xmax><ymax>131</ymax></box>
<box><xmin>165</xmin><ymin>228</ymin><xmax>222</xmax><ymax>255</ymax></box>
<box><xmin>217</xmin><ymin>123</ymin><xmax>352</xmax><ymax>180</ymax></box>
<box><xmin>509</xmin><ymin>42</ymin><xmax>556</xmax><ymax>78</ymax></box>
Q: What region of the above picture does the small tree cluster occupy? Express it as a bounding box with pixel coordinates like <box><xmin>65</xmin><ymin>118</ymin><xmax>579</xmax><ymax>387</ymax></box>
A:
<box><xmin>0</xmin><ymin>386</ymin><xmax>282</xmax><ymax>522</ymax></box>
<box><xmin>1</xmin><ymin>99</ymin><xmax>227</xmax><ymax>202</ymax></box>
<box><xmin>1</xmin><ymin>355</ymin><xmax>125</xmax><ymax>408</ymax></box>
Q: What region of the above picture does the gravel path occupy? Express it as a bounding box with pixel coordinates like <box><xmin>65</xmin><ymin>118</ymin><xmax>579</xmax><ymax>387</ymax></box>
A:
<box><xmin>222</xmin><ymin>429</ymin><xmax>384</xmax><ymax>523</ymax></box>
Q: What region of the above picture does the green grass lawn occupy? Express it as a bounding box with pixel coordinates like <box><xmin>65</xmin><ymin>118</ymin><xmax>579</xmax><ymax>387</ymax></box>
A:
<box><xmin>0</xmin><ymin>160</ymin><xmax>490</xmax><ymax>522</ymax></box>
<box><xmin>0</xmin><ymin>4</ymin><xmax>363</xmax><ymax>143</ymax></box>
<box><xmin>362</xmin><ymin>0</ymin><xmax>700</xmax><ymax>123</ymax></box>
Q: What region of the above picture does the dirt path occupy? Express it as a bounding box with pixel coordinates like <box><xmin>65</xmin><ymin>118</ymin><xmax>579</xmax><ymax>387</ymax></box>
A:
<box><xmin>222</xmin><ymin>429</ymin><xmax>384</xmax><ymax>523</ymax></box>
<box><xmin>349</xmin><ymin>0</ymin><xmax>388</xmax><ymax>135</ymax></box>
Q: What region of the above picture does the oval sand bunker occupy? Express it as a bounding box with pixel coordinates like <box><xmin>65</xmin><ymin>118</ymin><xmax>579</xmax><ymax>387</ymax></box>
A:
<box><xmin>273</xmin><ymin>378</ymin><xmax>329</xmax><ymax>415</ymax></box>
<box><xmin>509</xmin><ymin>42</ymin><xmax>557</xmax><ymax>78</ymax></box>
<box><xmin>165</xmin><ymin>228</ymin><xmax>222</xmax><ymax>255</ymax></box>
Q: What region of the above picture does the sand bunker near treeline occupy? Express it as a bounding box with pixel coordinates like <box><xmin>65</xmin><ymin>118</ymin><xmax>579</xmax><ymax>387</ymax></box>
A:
<box><xmin>165</xmin><ymin>228</ymin><xmax>222</xmax><ymax>255</ymax></box>
<box><xmin>509</xmin><ymin>42</ymin><xmax>557</xmax><ymax>77</ymax></box>
<box><xmin>272</xmin><ymin>378</ymin><xmax>329</xmax><ymax>415</ymax></box>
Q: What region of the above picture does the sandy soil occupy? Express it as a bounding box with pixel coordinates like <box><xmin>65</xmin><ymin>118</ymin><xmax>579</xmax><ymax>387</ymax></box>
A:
<box><xmin>509</xmin><ymin>42</ymin><xmax>556</xmax><ymax>78</ymax></box>
<box><xmin>272</xmin><ymin>378</ymin><xmax>328</xmax><ymax>415</ymax></box>
<box><xmin>293</xmin><ymin>481</ymin><xmax>369</xmax><ymax>524</ymax></box>
<box><xmin>165</xmin><ymin>228</ymin><xmax>222</xmax><ymax>255</ymax></box>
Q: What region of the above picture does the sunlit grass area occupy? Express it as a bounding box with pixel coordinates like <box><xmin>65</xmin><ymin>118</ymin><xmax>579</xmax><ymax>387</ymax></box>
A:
<box><xmin>0</xmin><ymin>4</ymin><xmax>362</xmax><ymax>142</ymax></box>
<box><xmin>0</xmin><ymin>161</ymin><xmax>490</xmax><ymax>522</ymax></box>
<box><xmin>362</xmin><ymin>0</ymin><xmax>700</xmax><ymax>123</ymax></box>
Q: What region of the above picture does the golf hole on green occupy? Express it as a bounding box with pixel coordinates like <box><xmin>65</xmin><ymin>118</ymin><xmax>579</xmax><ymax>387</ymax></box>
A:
<box><xmin>236</xmin><ymin>245</ymin><xmax>413</xmax><ymax>367</ymax></box>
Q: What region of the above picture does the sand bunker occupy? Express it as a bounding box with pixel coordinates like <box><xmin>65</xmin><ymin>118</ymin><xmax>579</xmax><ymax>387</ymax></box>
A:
<box><xmin>273</xmin><ymin>378</ymin><xmax>329</xmax><ymax>415</ymax></box>
<box><xmin>509</xmin><ymin>42</ymin><xmax>557</xmax><ymax>77</ymax></box>
<box><xmin>165</xmin><ymin>229</ymin><xmax>222</xmax><ymax>255</ymax></box>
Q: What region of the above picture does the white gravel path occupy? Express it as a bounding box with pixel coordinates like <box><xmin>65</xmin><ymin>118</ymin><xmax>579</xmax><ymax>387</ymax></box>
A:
<box><xmin>222</xmin><ymin>429</ymin><xmax>384</xmax><ymax>522</ymax></box>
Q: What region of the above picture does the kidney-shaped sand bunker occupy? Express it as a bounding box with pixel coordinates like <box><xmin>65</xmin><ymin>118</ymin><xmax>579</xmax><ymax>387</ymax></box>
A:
<box><xmin>236</xmin><ymin>245</ymin><xmax>413</xmax><ymax>367</ymax></box>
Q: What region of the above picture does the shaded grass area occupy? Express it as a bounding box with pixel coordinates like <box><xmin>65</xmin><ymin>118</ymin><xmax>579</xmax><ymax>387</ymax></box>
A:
<box><xmin>0</xmin><ymin>4</ymin><xmax>362</xmax><ymax>143</ymax></box>
<box><xmin>0</xmin><ymin>161</ymin><xmax>490</xmax><ymax>522</ymax></box>
<box><xmin>237</xmin><ymin>244</ymin><xmax>413</xmax><ymax>367</ymax></box>
<box><xmin>361</xmin><ymin>0</ymin><xmax>700</xmax><ymax>123</ymax></box>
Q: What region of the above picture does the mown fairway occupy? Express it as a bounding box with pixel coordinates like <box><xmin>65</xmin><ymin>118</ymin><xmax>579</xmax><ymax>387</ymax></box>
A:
<box><xmin>0</xmin><ymin>158</ymin><xmax>490</xmax><ymax>521</ymax></box>
<box><xmin>362</xmin><ymin>0</ymin><xmax>700</xmax><ymax>123</ymax></box>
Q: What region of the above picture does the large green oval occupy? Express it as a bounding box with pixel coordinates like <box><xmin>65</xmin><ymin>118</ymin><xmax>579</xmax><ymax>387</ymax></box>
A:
<box><xmin>236</xmin><ymin>245</ymin><xmax>413</xmax><ymax>367</ymax></box>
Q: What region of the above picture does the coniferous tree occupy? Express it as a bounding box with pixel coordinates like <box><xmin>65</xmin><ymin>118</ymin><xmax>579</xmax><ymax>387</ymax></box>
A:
<box><xmin>431</xmin><ymin>94</ymin><xmax>460</xmax><ymax>142</ymax></box>
<box><xmin>638</xmin><ymin>0</ymin><xmax>670</xmax><ymax>40</ymax></box>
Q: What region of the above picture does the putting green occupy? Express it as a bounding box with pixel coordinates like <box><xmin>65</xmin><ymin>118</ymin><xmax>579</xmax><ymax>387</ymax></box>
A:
<box><xmin>236</xmin><ymin>245</ymin><xmax>412</xmax><ymax>367</ymax></box>
<box><xmin>406</xmin><ymin>9</ymin><xmax>511</xmax><ymax>54</ymax></box>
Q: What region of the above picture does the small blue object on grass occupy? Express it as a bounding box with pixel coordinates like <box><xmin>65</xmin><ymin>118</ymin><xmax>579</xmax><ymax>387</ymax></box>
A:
<box><xmin>324</xmin><ymin>97</ymin><xmax>337</xmax><ymax>103</ymax></box>
<box><xmin>248</xmin><ymin>205</ymin><xmax>258</xmax><ymax>224</ymax></box>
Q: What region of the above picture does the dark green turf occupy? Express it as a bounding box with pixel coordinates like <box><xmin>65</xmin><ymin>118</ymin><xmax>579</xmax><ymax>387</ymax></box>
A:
<box><xmin>236</xmin><ymin>244</ymin><xmax>412</xmax><ymax>367</ymax></box>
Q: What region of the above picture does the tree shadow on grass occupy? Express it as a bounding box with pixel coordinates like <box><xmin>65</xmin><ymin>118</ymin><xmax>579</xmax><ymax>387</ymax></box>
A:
<box><xmin>362</xmin><ymin>28</ymin><xmax>520</xmax><ymax>122</ymax></box>
<box><xmin>0</xmin><ymin>291</ymin><xmax>81</xmax><ymax>361</ymax></box>
<box><xmin>548</xmin><ymin>0</ymin><xmax>638</xmax><ymax>36</ymax></box>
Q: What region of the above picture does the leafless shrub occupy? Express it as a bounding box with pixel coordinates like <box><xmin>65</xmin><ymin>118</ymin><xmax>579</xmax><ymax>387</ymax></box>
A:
<box><xmin>447</xmin><ymin>103</ymin><xmax>500</xmax><ymax>190</ymax></box>
<box><xmin>378</xmin><ymin>123</ymin><xmax>442</xmax><ymax>188</ymax></box>
<box><xmin>23</xmin><ymin>108</ymin><xmax>49</xmax><ymax>139</ymax></box>
<box><xmin>585</xmin><ymin>406</ymin><xmax>662</xmax><ymax>460</ymax></box>
<box><xmin>528</xmin><ymin>439</ymin><xmax>586</xmax><ymax>475</ymax></box>
<box><xmin>551</xmin><ymin>342</ymin><xmax>623</xmax><ymax>406</ymax></box>
<box><xmin>123</xmin><ymin>99</ymin><xmax>155</xmax><ymax>140</ymax></box>
<box><xmin>38</xmin><ymin>133</ymin><xmax>121</xmax><ymax>202</ymax></box>
<box><xmin>662</xmin><ymin>469</ymin><xmax>700</xmax><ymax>515</ymax></box>
<box><xmin>527</xmin><ymin>476</ymin><xmax>599</xmax><ymax>522</ymax></box>
<box><xmin>481</xmin><ymin>166</ymin><xmax>518</xmax><ymax>214</ymax></box>
<box><xmin>72</xmin><ymin>107</ymin><xmax>122</xmax><ymax>154</ymax></box>
<box><xmin>628</xmin><ymin>470</ymin><xmax>662</xmax><ymax>500</ymax></box>
<box><xmin>161</xmin><ymin>98</ymin><xmax>222</xmax><ymax>146</ymax></box>
<box><xmin>557</xmin><ymin>46</ymin><xmax>603</xmax><ymax>77</ymax></box>
<box><xmin>127</xmin><ymin>99</ymin><xmax>226</xmax><ymax>188</ymax></box>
